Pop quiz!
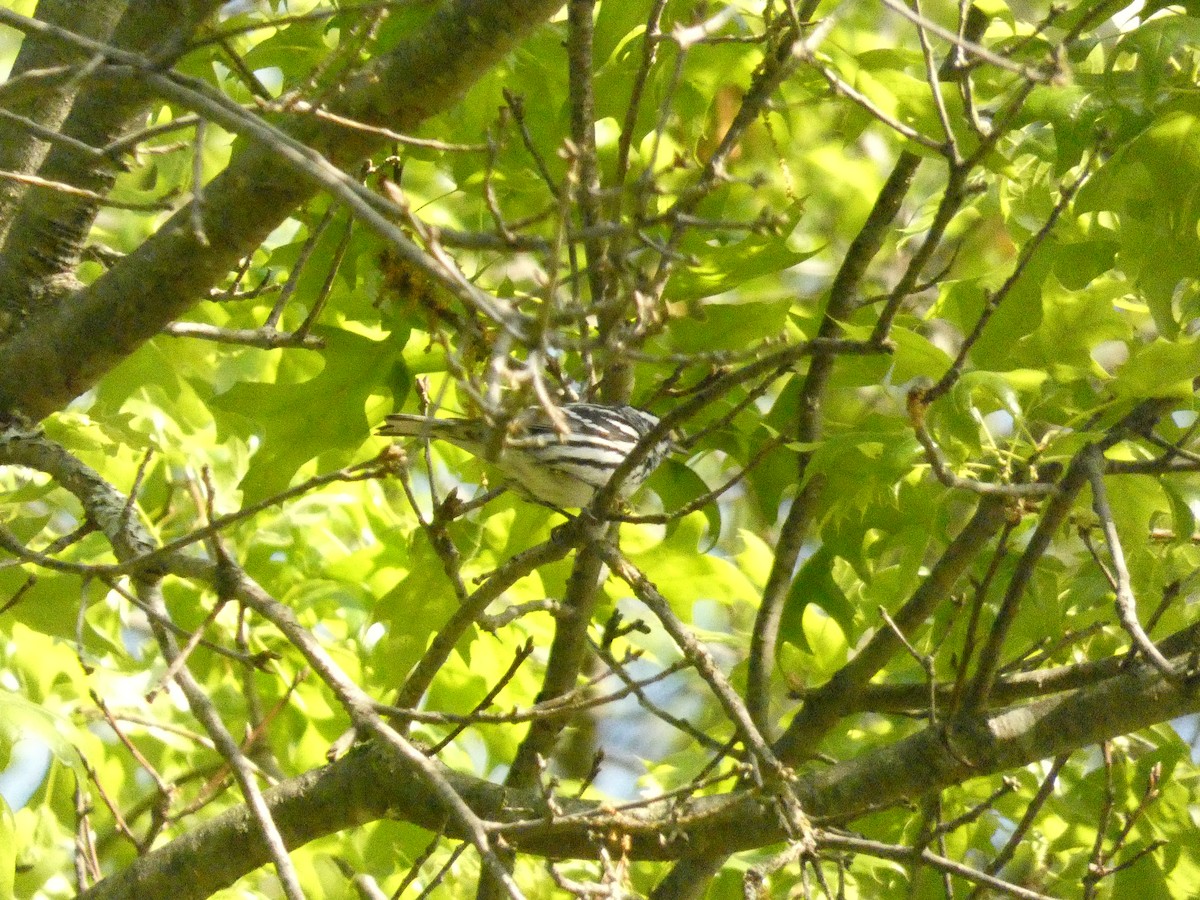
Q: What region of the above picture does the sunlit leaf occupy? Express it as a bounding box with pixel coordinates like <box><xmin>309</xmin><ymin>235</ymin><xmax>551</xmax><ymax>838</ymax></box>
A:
<box><xmin>211</xmin><ymin>328</ymin><xmax>408</xmax><ymax>503</ymax></box>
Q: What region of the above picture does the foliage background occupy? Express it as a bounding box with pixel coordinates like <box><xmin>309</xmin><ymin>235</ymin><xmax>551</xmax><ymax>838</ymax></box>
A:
<box><xmin>2</xmin><ymin>1</ymin><xmax>1200</xmax><ymax>898</ymax></box>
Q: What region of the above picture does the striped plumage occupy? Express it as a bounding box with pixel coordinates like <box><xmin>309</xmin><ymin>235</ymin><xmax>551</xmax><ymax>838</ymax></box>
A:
<box><xmin>379</xmin><ymin>403</ymin><xmax>671</xmax><ymax>508</ymax></box>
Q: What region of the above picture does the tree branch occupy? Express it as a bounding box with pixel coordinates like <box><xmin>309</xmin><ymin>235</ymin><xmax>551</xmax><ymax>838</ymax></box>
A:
<box><xmin>1081</xmin><ymin>445</ymin><xmax>1181</xmax><ymax>681</ymax></box>
<box><xmin>0</xmin><ymin>0</ymin><xmax>125</xmax><ymax>236</ymax></box>
<box><xmin>504</xmin><ymin>521</ymin><xmax>610</xmax><ymax>786</ymax></box>
<box><xmin>0</xmin><ymin>1</ymin><xmax>224</xmax><ymax>332</ymax></box>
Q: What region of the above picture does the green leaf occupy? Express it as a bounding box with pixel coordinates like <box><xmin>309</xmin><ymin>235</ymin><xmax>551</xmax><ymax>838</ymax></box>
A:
<box><xmin>800</xmin><ymin>603</ymin><xmax>849</xmax><ymax>677</ymax></box>
<box><xmin>666</xmin><ymin>295</ymin><xmax>795</xmax><ymax>353</ymax></box>
<box><xmin>803</xmin><ymin>429</ymin><xmax>920</xmax><ymax>523</ymax></box>
<box><xmin>645</xmin><ymin>457</ymin><xmax>721</xmax><ymax>548</ymax></box>
<box><xmin>966</xmin><ymin>241</ymin><xmax>1055</xmax><ymax>370</ymax></box>
<box><xmin>952</xmin><ymin>370</ymin><xmax>1038</xmax><ymax>420</ymax></box>
<box><xmin>667</xmin><ymin>225</ymin><xmax>818</xmax><ymax>302</ymax></box>
<box><xmin>1014</xmin><ymin>279</ymin><xmax>1130</xmax><ymax>379</ymax></box>
<box><xmin>1110</xmin><ymin>338</ymin><xmax>1200</xmax><ymax>399</ymax></box>
<box><xmin>629</xmin><ymin>514</ymin><xmax>760</xmax><ymax>610</ymax></box>
<box><xmin>1054</xmin><ymin>240</ymin><xmax>1119</xmax><ymax>291</ymax></box>
<box><xmin>1103</xmin><ymin>474</ymin><xmax>1168</xmax><ymax>565</ymax></box>
<box><xmin>1160</xmin><ymin>479</ymin><xmax>1197</xmax><ymax>542</ymax></box>
<box><xmin>781</xmin><ymin>546</ymin><xmax>856</xmax><ymax>654</ymax></box>
<box><xmin>1020</xmin><ymin>82</ymin><xmax>1092</xmax><ymax>172</ymax></box>
<box><xmin>240</xmin><ymin>20</ymin><xmax>331</xmax><ymax>87</ymax></box>
<box><xmin>1077</xmin><ymin>105</ymin><xmax>1200</xmax><ymax>336</ymax></box>
<box><xmin>1113</xmin><ymin>851</ymin><xmax>1170</xmax><ymax>899</ymax></box>
<box><xmin>0</xmin><ymin>692</ymin><xmax>78</xmax><ymax>769</ymax></box>
<box><xmin>211</xmin><ymin>328</ymin><xmax>407</xmax><ymax>503</ymax></box>
<box><xmin>888</xmin><ymin>324</ymin><xmax>953</xmax><ymax>382</ymax></box>
<box><xmin>0</xmin><ymin>573</ymin><xmax>84</xmax><ymax>642</ymax></box>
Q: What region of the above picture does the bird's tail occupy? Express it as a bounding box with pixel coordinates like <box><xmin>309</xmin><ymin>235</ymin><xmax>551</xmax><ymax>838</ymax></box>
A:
<box><xmin>378</xmin><ymin>413</ymin><xmax>451</xmax><ymax>438</ymax></box>
<box><xmin>378</xmin><ymin>414</ymin><xmax>493</xmax><ymax>458</ymax></box>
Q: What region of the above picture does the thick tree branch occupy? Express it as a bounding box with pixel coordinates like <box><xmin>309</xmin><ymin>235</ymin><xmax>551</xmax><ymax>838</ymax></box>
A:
<box><xmin>0</xmin><ymin>1</ymin><xmax>224</xmax><ymax>331</ymax></box>
<box><xmin>0</xmin><ymin>0</ymin><xmax>125</xmax><ymax>238</ymax></box>
<box><xmin>565</xmin><ymin>0</ymin><xmax>604</xmax><ymax>309</ymax></box>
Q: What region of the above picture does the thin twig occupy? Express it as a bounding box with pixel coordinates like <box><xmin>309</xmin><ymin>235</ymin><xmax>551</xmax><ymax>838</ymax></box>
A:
<box><xmin>428</xmin><ymin>639</ymin><xmax>536</xmax><ymax>755</ymax></box>
<box><xmin>90</xmin><ymin>690</ymin><xmax>176</xmax><ymax>799</ymax></box>
<box><xmin>822</xmin><ymin>832</ymin><xmax>1058</xmax><ymax>900</ymax></box>
<box><xmin>972</xmin><ymin>755</ymin><xmax>1068</xmax><ymax>897</ymax></box>
<box><xmin>591</xmin><ymin>638</ymin><xmax>727</xmax><ymax>752</ymax></box>
<box><xmin>296</xmin><ymin>214</ymin><xmax>353</xmax><ymax>337</ymax></box>
<box><xmin>907</xmin><ymin>389</ymin><xmax>1054</xmax><ymax>498</ymax></box>
<box><xmin>910</xmin><ymin>0</ymin><xmax>961</xmax><ymax>162</ymax></box>
<box><xmin>0</xmin><ymin>168</ymin><xmax>176</xmax><ymax>210</ymax></box>
<box><xmin>878</xmin><ymin>0</ymin><xmax>1052</xmax><ymax>80</ymax></box>
<box><xmin>162</xmin><ymin>322</ymin><xmax>325</xmax><ymax>349</ymax></box>
<box><xmin>114</xmin><ymin>453</ymin><xmax>397</xmax><ymax>575</ymax></box>
<box><xmin>1081</xmin><ymin>445</ymin><xmax>1181</xmax><ymax>682</ymax></box>
<box><xmin>923</xmin><ymin>160</ymin><xmax>1093</xmax><ymax>404</ymax></box>
<box><xmin>138</xmin><ymin>576</ymin><xmax>308</xmax><ymax>900</ymax></box>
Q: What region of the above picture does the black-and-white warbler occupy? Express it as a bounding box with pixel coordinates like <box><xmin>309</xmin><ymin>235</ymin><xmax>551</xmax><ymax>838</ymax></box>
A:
<box><xmin>379</xmin><ymin>402</ymin><xmax>673</xmax><ymax>508</ymax></box>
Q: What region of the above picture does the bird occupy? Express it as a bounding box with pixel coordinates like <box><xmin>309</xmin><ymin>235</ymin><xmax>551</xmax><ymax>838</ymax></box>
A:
<box><xmin>378</xmin><ymin>402</ymin><xmax>673</xmax><ymax>508</ymax></box>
